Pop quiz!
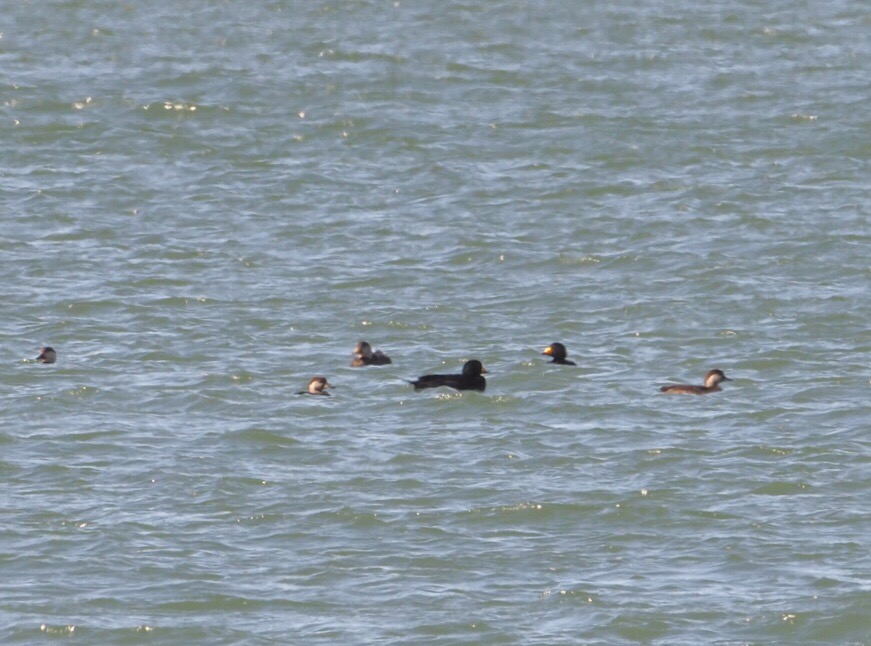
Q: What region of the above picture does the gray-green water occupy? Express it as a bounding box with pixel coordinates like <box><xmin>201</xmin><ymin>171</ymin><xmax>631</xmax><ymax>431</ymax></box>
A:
<box><xmin>2</xmin><ymin>1</ymin><xmax>869</xmax><ymax>643</ymax></box>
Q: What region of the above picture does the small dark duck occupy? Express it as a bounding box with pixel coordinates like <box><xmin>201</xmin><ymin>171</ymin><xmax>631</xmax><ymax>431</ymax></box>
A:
<box><xmin>297</xmin><ymin>376</ymin><xmax>333</xmax><ymax>396</ymax></box>
<box><xmin>660</xmin><ymin>369</ymin><xmax>731</xmax><ymax>395</ymax></box>
<box><xmin>351</xmin><ymin>341</ymin><xmax>392</xmax><ymax>367</ymax></box>
<box><xmin>36</xmin><ymin>347</ymin><xmax>57</xmax><ymax>364</ymax></box>
<box><xmin>410</xmin><ymin>359</ymin><xmax>487</xmax><ymax>392</ymax></box>
<box><xmin>542</xmin><ymin>342</ymin><xmax>576</xmax><ymax>366</ymax></box>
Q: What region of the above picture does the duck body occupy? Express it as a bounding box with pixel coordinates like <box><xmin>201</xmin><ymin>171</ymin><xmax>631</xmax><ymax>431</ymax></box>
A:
<box><xmin>297</xmin><ymin>376</ymin><xmax>333</xmax><ymax>396</ymax></box>
<box><xmin>542</xmin><ymin>342</ymin><xmax>576</xmax><ymax>366</ymax></box>
<box><xmin>410</xmin><ymin>359</ymin><xmax>487</xmax><ymax>392</ymax></box>
<box><xmin>660</xmin><ymin>369</ymin><xmax>731</xmax><ymax>395</ymax></box>
<box><xmin>351</xmin><ymin>341</ymin><xmax>392</xmax><ymax>367</ymax></box>
<box><xmin>36</xmin><ymin>347</ymin><xmax>57</xmax><ymax>364</ymax></box>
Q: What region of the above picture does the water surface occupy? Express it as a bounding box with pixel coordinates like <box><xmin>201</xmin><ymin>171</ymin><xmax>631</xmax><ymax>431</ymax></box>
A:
<box><xmin>2</xmin><ymin>0</ymin><xmax>869</xmax><ymax>643</ymax></box>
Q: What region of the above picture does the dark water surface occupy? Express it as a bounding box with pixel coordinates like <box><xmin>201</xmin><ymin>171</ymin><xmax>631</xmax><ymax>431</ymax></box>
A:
<box><xmin>2</xmin><ymin>0</ymin><xmax>869</xmax><ymax>643</ymax></box>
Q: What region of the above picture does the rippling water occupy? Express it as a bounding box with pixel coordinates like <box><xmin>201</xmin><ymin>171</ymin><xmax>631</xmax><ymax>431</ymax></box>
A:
<box><xmin>2</xmin><ymin>0</ymin><xmax>869</xmax><ymax>643</ymax></box>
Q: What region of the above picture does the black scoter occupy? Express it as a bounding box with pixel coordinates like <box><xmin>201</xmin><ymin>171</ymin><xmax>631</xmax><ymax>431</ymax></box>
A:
<box><xmin>542</xmin><ymin>342</ymin><xmax>576</xmax><ymax>366</ymax></box>
<box><xmin>36</xmin><ymin>347</ymin><xmax>57</xmax><ymax>364</ymax></box>
<box><xmin>297</xmin><ymin>376</ymin><xmax>333</xmax><ymax>396</ymax></box>
<box><xmin>410</xmin><ymin>359</ymin><xmax>487</xmax><ymax>392</ymax></box>
<box><xmin>351</xmin><ymin>341</ymin><xmax>392</xmax><ymax>367</ymax></box>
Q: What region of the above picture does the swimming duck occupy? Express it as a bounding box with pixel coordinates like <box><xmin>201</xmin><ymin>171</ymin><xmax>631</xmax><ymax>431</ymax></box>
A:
<box><xmin>297</xmin><ymin>376</ymin><xmax>333</xmax><ymax>396</ymax></box>
<box><xmin>660</xmin><ymin>369</ymin><xmax>731</xmax><ymax>395</ymax></box>
<box><xmin>542</xmin><ymin>342</ymin><xmax>576</xmax><ymax>366</ymax></box>
<box><xmin>36</xmin><ymin>347</ymin><xmax>57</xmax><ymax>364</ymax></box>
<box><xmin>351</xmin><ymin>341</ymin><xmax>392</xmax><ymax>367</ymax></box>
<box><xmin>410</xmin><ymin>359</ymin><xmax>487</xmax><ymax>392</ymax></box>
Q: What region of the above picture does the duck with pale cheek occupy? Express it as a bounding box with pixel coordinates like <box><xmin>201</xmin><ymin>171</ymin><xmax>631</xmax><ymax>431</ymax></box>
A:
<box><xmin>351</xmin><ymin>341</ymin><xmax>392</xmax><ymax>367</ymax></box>
<box><xmin>660</xmin><ymin>369</ymin><xmax>731</xmax><ymax>395</ymax></box>
<box><xmin>297</xmin><ymin>376</ymin><xmax>333</xmax><ymax>396</ymax></box>
<box><xmin>36</xmin><ymin>347</ymin><xmax>57</xmax><ymax>364</ymax></box>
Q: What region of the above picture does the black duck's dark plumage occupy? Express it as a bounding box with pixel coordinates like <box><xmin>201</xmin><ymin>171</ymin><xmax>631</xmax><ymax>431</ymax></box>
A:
<box><xmin>542</xmin><ymin>342</ymin><xmax>576</xmax><ymax>366</ymax></box>
<box><xmin>410</xmin><ymin>359</ymin><xmax>487</xmax><ymax>392</ymax></box>
<box><xmin>36</xmin><ymin>347</ymin><xmax>57</xmax><ymax>364</ymax></box>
